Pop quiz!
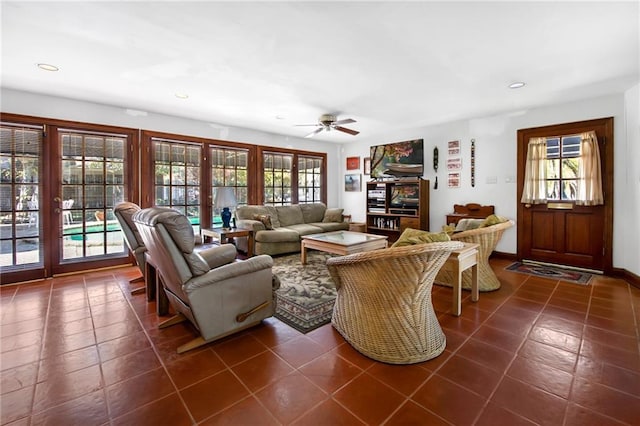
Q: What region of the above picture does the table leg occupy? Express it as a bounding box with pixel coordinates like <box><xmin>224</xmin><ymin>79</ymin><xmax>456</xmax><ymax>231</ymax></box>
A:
<box><xmin>301</xmin><ymin>241</ymin><xmax>307</xmax><ymax>264</ymax></box>
<box><xmin>471</xmin><ymin>263</ymin><xmax>479</xmax><ymax>302</ymax></box>
<box><xmin>247</xmin><ymin>233</ymin><xmax>254</xmax><ymax>257</ymax></box>
<box><xmin>453</xmin><ymin>262</ymin><xmax>462</xmax><ymax>316</ymax></box>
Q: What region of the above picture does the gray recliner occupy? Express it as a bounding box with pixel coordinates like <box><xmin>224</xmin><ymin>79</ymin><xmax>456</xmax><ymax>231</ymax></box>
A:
<box><xmin>133</xmin><ymin>206</ymin><xmax>276</xmax><ymax>353</ymax></box>
<box><xmin>114</xmin><ymin>201</ymin><xmax>147</xmax><ymax>294</ymax></box>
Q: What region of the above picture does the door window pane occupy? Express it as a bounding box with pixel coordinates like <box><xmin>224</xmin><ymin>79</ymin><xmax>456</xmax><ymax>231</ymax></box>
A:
<box><xmin>0</xmin><ymin>124</ymin><xmax>43</xmax><ymax>270</ymax></box>
<box><xmin>59</xmin><ymin>131</ymin><xmax>127</xmax><ymax>261</ymax></box>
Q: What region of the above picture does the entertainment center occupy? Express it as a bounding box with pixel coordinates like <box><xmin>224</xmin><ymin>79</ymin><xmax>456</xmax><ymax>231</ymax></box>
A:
<box><xmin>366</xmin><ymin>178</ymin><xmax>430</xmax><ymax>243</ymax></box>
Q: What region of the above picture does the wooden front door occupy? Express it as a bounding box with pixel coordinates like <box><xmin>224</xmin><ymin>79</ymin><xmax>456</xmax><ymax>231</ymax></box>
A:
<box><xmin>517</xmin><ymin>117</ymin><xmax>613</xmax><ymax>273</ymax></box>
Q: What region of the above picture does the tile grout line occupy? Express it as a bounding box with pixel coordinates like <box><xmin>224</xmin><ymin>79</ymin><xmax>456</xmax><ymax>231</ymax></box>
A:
<box><xmin>114</xmin><ymin>274</ymin><xmax>198</xmax><ymax>425</ymax></box>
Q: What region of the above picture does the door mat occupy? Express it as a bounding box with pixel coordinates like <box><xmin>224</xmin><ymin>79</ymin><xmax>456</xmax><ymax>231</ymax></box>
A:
<box><xmin>506</xmin><ymin>262</ymin><xmax>593</xmax><ymax>285</ymax></box>
<box><xmin>271</xmin><ymin>251</ymin><xmax>336</xmax><ymax>333</ymax></box>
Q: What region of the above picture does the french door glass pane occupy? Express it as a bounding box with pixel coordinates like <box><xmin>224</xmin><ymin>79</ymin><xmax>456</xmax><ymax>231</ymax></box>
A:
<box><xmin>0</xmin><ymin>124</ymin><xmax>43</xmax><ymax>270</ymax></box>
<box><xmin>152</xmin><ymin>139</ymin><xmax>202</xmax><ymax>233</ymax></box>
<box><xmin>60</xmin><ymin>131</ymin><xmax>126</xmax><ymax>261</ymax></box>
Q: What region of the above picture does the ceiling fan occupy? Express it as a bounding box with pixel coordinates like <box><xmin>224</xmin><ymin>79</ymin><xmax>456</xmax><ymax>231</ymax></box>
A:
<box><xmin>296</xmin><ymin>114</ymin><xmax>360</xmax><ymax>138</ymax></box>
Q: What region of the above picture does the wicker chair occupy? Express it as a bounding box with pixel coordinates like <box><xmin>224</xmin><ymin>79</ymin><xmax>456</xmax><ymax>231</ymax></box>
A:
<box><xmin>327</xmin><ymin>241</ymin><xmax>463</xmax><ymax>364</ymax></box>
<box><xmin>436</xmin><ymin>219</ymin><xmax>514</xmax><ymax>292</ymax></box>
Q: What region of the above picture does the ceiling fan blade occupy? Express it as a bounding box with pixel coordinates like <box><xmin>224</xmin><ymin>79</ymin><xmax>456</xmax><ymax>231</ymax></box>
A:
<box><xmin>304</xmin><ymin>127</ymin><xmax>324</xmax><ymax>138</ymax></box>
<box><xmin>334</xmin><ymin>126</ymin><xmax>359</xmax><ymax>136</ymax></box>
<box><xmin>332</xmin><ymin>118</ymin><xmax>356</xmax><ymax>126</ymax></box>
<box><xmin>294</xmin><ymin>124</ymin><xmax>320</xmax><ymax>127</ymax></box>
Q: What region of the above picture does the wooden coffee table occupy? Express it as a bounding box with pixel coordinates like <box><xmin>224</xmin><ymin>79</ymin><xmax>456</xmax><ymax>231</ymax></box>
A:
<box><xmin>300</xmin><ymin>231</ymin><xmax>388</xmax><ymax>264</ymax></box>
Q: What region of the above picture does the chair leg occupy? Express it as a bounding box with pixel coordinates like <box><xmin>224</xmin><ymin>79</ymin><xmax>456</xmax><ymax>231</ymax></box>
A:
<box><xmin>158</xmin><ymin>313</ymin><xmax>187</xmax><ymax>329</ymax></box>
<box><xmin>177</xmin><ymin>337</ymin><xmax>207</xmax><ymax>354</ymax></box>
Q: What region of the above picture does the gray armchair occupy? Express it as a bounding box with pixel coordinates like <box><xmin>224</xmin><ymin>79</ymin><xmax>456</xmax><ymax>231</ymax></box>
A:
<box><xmin>114</xmin><ymin>201</ymin><xmax>147</xmax><ymax>295</ymax></box>
<box><xmin>133</xmin><ymin>207</ymin><xmax>276</xmax><ymax>353</ymax></box>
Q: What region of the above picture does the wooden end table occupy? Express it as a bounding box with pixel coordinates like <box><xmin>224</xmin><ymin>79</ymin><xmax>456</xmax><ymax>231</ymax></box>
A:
<box><xmin>440</xmin><ymin>242</ymin><xmax>479</xmax><ymax>316</ymax></box>
<box><xmin>201</xmin><ymin>227</ymin><xmax>254</xmax><ymax>257</ymax></box>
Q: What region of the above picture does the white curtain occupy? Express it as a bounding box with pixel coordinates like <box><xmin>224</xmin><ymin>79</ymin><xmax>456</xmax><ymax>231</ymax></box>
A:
<box><xmin>521</xmin><ymin>137</ymin><xmax>547</xmax><ymax>204</ymax></box>
<box><xmin>575</xmin><ymin>131</ymin><xmax>604</xmax><ymax>205</ymax></box>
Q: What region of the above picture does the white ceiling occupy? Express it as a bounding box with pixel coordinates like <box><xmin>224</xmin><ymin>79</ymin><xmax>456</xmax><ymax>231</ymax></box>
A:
<box><xmin>2</xmin><ymin>1</ymin><xmax>638</xmax><ymax>142</ymax></box>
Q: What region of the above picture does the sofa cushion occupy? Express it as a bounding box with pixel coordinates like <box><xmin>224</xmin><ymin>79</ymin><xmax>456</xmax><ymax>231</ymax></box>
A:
<box><xmin>285</xmin><ymin>223</ymin><xmax>324</xmax><ymax>236</ymax></box>
<box><xmin>391</xmin><ymin>228</ymin><xmax>451</xmax><ymax>248</ymax></box>
<box><xmin>299</xmin><ymin>203</ymin><xmax>326</xmax><ymax>223</ymax></box>
<box><xmin>254</xmin><ymin>227</ymin><xmax>300</xmax><ymax>243</ymax></box>
<box><xmin>253</xmin><ymin>214</ymin><xmax>274</xmax><ymax>230</ymax></box>
<box><xmin>276</xmin><ymin>205</ymin><xmax>304</xmax><ymax>227</ymax></box>
<box><xmin>322</xmin><ymin>208</ymin><xmax>344</xmax><ymax>223</ymax></box>
<box><xmin>309</xmin><ymin>221</ymin><xmax>350</xmax><ymax>232</ymax></box>
<box><xmin>236</xmin><ymin>205</ymin><xmax>280</xmax><ymax>228</ymax></box>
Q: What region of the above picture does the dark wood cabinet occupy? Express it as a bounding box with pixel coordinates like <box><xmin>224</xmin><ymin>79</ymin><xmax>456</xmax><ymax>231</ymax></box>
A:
<box><xmin>366</xmin><ymin>178</ymin><xmax>429</xmax><ymax>243</ymax></box>
<box><xmin>446</xmin><ymin>203</ymin><xmax>494</xmax><ymax>225</ymax></box>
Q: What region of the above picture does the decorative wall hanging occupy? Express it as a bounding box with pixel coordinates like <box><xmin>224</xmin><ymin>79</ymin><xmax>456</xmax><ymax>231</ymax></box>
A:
<box><xmin>448</xmin><ymin>172</ymin><xmax>460</xmax><ymax>188</ymax></box>
<box><xmin>346</xmin><ymin>156</ymin><xmax>360</xmax><ymax>170</ymax></box>
<box><xmin>447</xmin><ymin>157</ymin><xmax>462</xmax><ymax>171</ymax></box>
<box><xmin>433</xmin><ymin>147</ymin><xmax>439</xmax><ymax>189</ymax></box>
<box><xmin>447</xmin><ymin>140</ymin><xmax>460</xmax><ymax>156</ymax></box>
<box><xmin>345</xmin><ymin>174</ymin><xmax>362</xmax><ymax>192</ymax></box>
<box><xmin>471</xmin><ymin>138</ymin><xmax>476</xmax><ymax>187</ymax></box>
<box><xmin>447</xmin><ymin>140</ymin><xmax>461</xmax><ymax>188</ymax></box>
<box><xmin>363</xmin><ymin>157</ymin><xmax>371</xmax><ymax>175</ymax></box>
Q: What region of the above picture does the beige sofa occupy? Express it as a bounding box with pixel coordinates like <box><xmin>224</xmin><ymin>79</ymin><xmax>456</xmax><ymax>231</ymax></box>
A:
<box><xmin>234</xmin><ymin>203</ymin><xmax>349</xmax><ymax>256</ymax></box>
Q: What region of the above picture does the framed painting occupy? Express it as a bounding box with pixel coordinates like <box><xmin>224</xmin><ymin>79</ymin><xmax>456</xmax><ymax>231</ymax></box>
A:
<box><xmin>346</xmin><ymin>156</ymin><xmax>360</xmax><ymax>170</ymax></box>
<box><xmin>345</xmin><ymin>174</ymin><xmax>362</xmax><ymax>192</ymax></box>
<box><xmin>363</xmin><ymin>157</ymin><xmax>371</xmax><ymax>175</ymax></box>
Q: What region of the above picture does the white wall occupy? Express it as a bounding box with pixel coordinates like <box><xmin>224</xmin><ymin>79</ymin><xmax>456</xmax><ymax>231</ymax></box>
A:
<box><xmin>623</xmin><ymin>84</ymin><xmax>640</xmax><ymax>275</ymax></box>
<box><xmin>3</xmin><ymin>87</ymin><xmax>637</xmax><ymax>274</ymax></box>
<box><xmin>1</xmin><ymin>88</ymin><xmax>343</xmax><ymax>208</ymax></box>
<box><xmin>339</xmin><ymin>92</ymin><xmax>638</xmax><ymax>274</ymax></box>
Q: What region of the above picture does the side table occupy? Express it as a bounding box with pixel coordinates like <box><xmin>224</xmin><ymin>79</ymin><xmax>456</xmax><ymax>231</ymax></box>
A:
<box><xmin>201</xmin><ymin>227</ymin><xmax>254</xmax><ymax>257</ymax></box>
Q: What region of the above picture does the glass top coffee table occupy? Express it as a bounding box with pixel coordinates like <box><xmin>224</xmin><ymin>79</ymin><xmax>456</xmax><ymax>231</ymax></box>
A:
<box><xmin>300</xmin><ymin>231</ymin><xmax>388</xmax><ymax>264</ymax></box>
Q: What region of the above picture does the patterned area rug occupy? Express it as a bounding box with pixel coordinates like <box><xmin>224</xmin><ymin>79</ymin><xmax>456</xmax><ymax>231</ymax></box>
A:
<box><xmin>271</xmin><ymin>251</ymin><xmax>336</xmax><ymax>333</ymax></box>
<box><xmin>506</xmin><ymin>262</ymin><xmax>593</xmax><ymax>285</ymax></box>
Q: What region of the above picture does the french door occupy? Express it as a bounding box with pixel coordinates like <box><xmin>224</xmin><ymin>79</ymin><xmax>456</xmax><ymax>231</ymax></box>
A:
<box><xmin>0</xmin><ymin>117</ymin><xmax>138</xmax><ymax>283</ymax></box>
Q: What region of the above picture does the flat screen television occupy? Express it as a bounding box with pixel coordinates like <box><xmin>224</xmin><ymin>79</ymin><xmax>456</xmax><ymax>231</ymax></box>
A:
<box><xmin>369</xmin><ymin>138</ymin><xmax>424</xmax><ymax>179</ymax></box>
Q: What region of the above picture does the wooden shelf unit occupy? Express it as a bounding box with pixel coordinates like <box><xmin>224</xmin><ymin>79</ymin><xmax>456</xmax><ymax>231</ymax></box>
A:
<box><xmin>366</xmin><ymin>178</ymin><xmax>429</xmax><ymax>243</ymax></box>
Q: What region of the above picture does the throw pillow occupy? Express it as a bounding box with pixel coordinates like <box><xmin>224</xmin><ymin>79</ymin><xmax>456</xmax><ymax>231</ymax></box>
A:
<box><xmin>455</xmin><ymin>218</ymin><xmax>484</xmax><ymax>232</ymax></box>
<box><xmin>322</xmin><ymin>208</ymin><xmax>344</xmax><ymax>223</ymax></box>
<box><xmin>252</xmin><ymin>214</ymin><xmax>274</xmax><ymax>230</ymax></box>
<box><xmin>391</xmin><ymin>228</ymin><xmax>451</xmax><ymax>248</ymax></box>
<box><xmin>481</xmin><ymin>214</ymin><xmax>508</xmax><ymax>227</ymax></box>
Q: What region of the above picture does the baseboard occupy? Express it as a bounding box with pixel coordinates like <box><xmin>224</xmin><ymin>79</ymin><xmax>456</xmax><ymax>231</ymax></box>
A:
<box><xmin>492</xmin><ymin>251</ymin><xmax>640</xmax><ymax>290</ymax></box>
<box><xmin>612</xmin><ymin>267</ymin><xmax>640</xmax><ymax>290</ymax></box>
<box><xmin>491</xmin><ymin>251</ymin><xmax>518</xmax><ymax>262</ymax></box>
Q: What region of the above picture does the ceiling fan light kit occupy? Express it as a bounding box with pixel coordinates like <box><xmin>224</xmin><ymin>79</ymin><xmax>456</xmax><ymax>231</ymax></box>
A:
<box><xmin>297</xmin><ymin>114</ymin><xmax>360</xmax><ymax>138</ymax></box>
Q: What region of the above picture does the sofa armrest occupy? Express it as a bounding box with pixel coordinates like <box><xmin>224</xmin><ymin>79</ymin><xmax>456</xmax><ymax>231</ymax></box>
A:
<box><xmin>197</xmin><ymin>244</ymin><xmax>238</xmax><ymax>269</ymax></box>
<box><xmin>236</xmin><ymin>219</ymin><xmax>266</xmax><ymax>232</ymax></box>
<box><xmin>185</xmin><ymin>254</ymin><xmax>274</xmax><ymax>291</ymax></box>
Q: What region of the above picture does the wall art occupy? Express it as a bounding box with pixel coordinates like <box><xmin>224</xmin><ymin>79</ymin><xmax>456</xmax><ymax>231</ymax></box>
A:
<box><xmin>346</xmin><ymin>156</ymin><xmax>360</xmax><ymax>170</ymax></box>
<box><xmin>363</xmin><ymin>157</ymin><xmax>371</xmax><ymax>175</ymax></box>
<box><xmin>345</xmin><ymin>174</ymin><xmax>362</xmax><ymax>192</ymax></box>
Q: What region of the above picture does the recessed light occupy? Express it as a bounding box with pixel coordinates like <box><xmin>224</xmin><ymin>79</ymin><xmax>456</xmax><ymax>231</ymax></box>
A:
<box><xmin>37</xmin><ymin>63</ymin><xmax>59</xmax><ymax>72</ymax></box>
<box><xmin>175</xmin><ymin>93</ymin><xmax>189</xmax><ymax>99</ymax></box>
<box><xmin>509</xmin><ymin>82</ymin><xmax>526</xmax><ymax>89</ymax></box>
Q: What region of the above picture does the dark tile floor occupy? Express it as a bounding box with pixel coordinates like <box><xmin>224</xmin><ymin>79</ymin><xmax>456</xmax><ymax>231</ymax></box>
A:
<box><xmin>1</xmin><ymin>258</ymin><xmax>639</xmax><ymax>425</ymax></box>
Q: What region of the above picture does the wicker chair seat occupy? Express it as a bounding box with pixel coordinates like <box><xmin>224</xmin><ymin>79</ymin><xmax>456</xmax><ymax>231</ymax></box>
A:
<box><xmin>436</xmin><ymin>220</ymin><xmax>514</xmax><ymax>292</ymax></box>
<box><xmin>327</xmin><ymin>241</ymin><xmax>463</xmax><ymax>364</ymax></box>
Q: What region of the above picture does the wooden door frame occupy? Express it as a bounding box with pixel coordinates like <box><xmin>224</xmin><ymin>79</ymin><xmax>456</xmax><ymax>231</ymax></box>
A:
<box><xmin>516</xmin><ymin>117</ymin><xmax>614</xmax><ymax>274</ymax></box>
